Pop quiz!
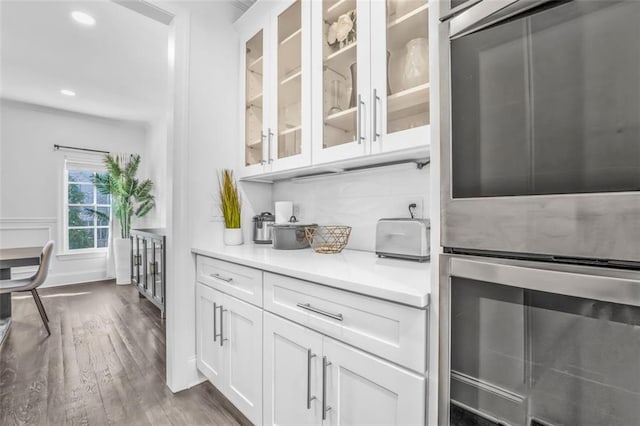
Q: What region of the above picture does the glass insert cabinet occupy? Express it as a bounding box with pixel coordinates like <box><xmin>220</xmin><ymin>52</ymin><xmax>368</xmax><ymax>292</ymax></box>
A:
<box><xmin>130</xmin><ymin>228</ymin><xmax>166</xmax><ymax>318</ymax></box>
<box><xmin>239</xmin><ymin>0</ymin><xmax>432</xmax><ymax>177</ymax></box>
<box><xmin>240</xmin><ymin>0</ymin><xmax>312</xmax><ymax>176</ymax></box>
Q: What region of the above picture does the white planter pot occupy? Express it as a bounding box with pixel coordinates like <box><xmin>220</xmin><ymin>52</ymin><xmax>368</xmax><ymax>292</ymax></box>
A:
<box><xmin>224</xmin><ymin>228</ymin><xmax>243</xmax><ymax>246</ymax></box>
<box><xmin>114</xmin><ymin>238</ymin><xmax>132</xmax><ymax>285</ymax></box>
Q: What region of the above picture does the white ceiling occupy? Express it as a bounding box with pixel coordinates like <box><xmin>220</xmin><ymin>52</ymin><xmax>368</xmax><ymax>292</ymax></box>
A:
<box><xmin>0</xmin><ymin>0</ymin><xmax>169</xmax><ymax>123</ymax></box>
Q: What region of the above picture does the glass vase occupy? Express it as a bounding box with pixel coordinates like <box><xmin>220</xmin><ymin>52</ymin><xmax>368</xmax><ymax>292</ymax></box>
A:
<box><xmin>402</xmin><ymin>37</ymin><xmax>428</xmax><ymax>90</ymax></box>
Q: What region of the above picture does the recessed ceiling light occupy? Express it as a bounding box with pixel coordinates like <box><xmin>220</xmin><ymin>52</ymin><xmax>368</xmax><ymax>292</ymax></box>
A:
<box><xmin>71</xmin><ymin>11</ymin><xmax>96</xmax><ymax>26</ymax></box>
<box><xmin>60</xmin><ymin>89</ymin><xmax>76</xmax><ymax>97</ymax></box>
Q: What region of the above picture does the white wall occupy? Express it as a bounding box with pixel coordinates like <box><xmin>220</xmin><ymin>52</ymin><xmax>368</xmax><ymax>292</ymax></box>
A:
<box><xmin>157</xmin><ymin>0</ymin><xmax>272</xmax><ymax>392</ymax></box>
<box><xmin>0</xmin><ymin>99</ymin><xmax>148</xmax><ymax>286</ymax></box>
<box><xmin>141</xmin><ymin>118</ymin><xmax>168</xmax><ymax>229</ymax></box>
<box><xmin>272</xmin><ymin>163</ymin><xmax>430</xmax><ymax>251</ymax></box>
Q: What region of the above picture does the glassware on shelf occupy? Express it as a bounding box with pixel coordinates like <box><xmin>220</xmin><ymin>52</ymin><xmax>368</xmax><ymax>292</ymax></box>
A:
<box><xmin>245</xmin><ymin>30</ymin><xmax>264</xmax><ymax>166</ymax></box>
<box><xmin>402</xmin><ymin>37</ymin><xmax>428</xmax><ymax>90</ymax></box>
<box><xmin>277</xmin><ymin>0</ymin><xmax>302</xmax><ymax>160</ymax></box>
<box><xmin>387</xmin><ymin>51</ymin><xmax>392</xmax><ymax>95</ymax></box>
<box><xmin>348</xmin><ymin>63</ymin><xmax>357</xmax><ymax>108</ymax></box>
<box><xmin>328</xmin><ymin>79</ymin><xmax>343</xmax><ymax>115</ymax></box>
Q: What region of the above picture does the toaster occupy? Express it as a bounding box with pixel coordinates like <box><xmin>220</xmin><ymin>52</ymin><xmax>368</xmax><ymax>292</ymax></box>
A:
<box><xmin>375</xmin><ymin>218</ymin><xmax>430</xmax><ymax>262</ymax></box>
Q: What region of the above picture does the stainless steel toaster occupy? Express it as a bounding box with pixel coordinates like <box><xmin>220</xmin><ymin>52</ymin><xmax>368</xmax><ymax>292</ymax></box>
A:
<box><xmin>375</xmin><ymin>218</ymin><xmax>430</xmax><ymax>262</ymax></box>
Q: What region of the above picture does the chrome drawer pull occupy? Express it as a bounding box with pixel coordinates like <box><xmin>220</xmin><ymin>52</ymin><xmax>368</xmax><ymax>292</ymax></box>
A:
<box><xmin>296</xmin><ymin>303</ymin><xmax>343</xmax><ymax>321</ymax></box>
<box><xmin>322</xmin><ymin>356</ymin><xmax>332</xmax><ymax>420</ymax></box>
<box><xmin>218</xmin><ymin>306</ymin><xmax>228</xmax><ymax>347</ymax></box>
<box><xmin>213</xmin><ymin>302</ymin><xmax>218</xmax><ymax>342</ymax></box>
<box><xmin>210</xmin><ymin>273</ymin><xmax>233</xmax><ymax>283</ymax></box>
<box><xmin>307</xmin><ymin>349</ymin><xmax>317</xmax><ymax>409</ymax></box>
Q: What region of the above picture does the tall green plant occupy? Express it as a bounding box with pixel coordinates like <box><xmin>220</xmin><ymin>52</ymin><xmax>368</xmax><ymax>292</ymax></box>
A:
<box><xmin>90</xmin><ymin>154</ymin><xmax>155</xmax><ymax>239</ymax></box>
<box><xmin>218</xmin><ymin>169</ymin><xmax>241</xmax><ymax>229</ymax></box>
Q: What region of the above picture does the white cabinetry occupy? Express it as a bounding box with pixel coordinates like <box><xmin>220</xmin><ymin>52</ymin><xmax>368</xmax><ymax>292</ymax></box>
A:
<box><xmin>263</xmin><ymin>312</ymin><xmax>323</xmax><ymax>426</ymax></box>
<box><xmin>263</xmin><ymin>272</ymin><xmax>428</xmax><ymax>373</ymax></box>
<box><xmin>238</xmin><ymin>0</ymin><xmax>432</xmax><ymax>179</ymax></box>
<box><xmin>264</xmin><ymin>312</ymin><xmax>426</xmax><ymax>426</ymax></box>
<box><xmin>239</xmin><ymin>0</ymin><xmax>312</xmax><ymax>177</ymax></box>
<box><xmin>195</xmin><ymin>254</ymin><xmax>429</xmax><ymax>426</ymax></box>
<box><xmin>195</xmin><ymin>282</ymin><xmax>225</xmax><ymax>388</ymax></box>
<box><xmin>369</xmin><ymin>0</ymin><xmax>431</xmax><ymax>154</ymax></box>
<box><xmin>195</xmin><ymin>282</ymin><xmax>263</xmax><ymax>424</ymax></box>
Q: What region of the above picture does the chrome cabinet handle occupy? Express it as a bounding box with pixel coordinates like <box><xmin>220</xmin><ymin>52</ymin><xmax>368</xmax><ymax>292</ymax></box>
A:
<box><xmin>213</xmin><ymin>302</ymin><xmax>218</xmax><ymax>342</ymax></box>
<box><xmin>307</xmin><ymin>349</ymin><xmax>317</xmax><ymax>409</ymax></box>
<box><xmin>218</xmin><ymin>306</ymin><xmax>228</xmax><ymax>347</ymax></box>
<box><xmin>210</xmin><ymin>273</ymin><xmax>233</xmax><ymax>283</ymax></box>
<box><xmin>322</xmin><ymin>356</ymin><xmax>332</xmax><ymax>420</ymax></box>
<box><xmin>268</xmin><ymin>128</ymin><xmax>274</xmax><ymax>163</ymax></box>
<box><xmin>259</xmin><ymin>131</ymin><xmax>267</xmax><ymax>165</ymax></box>
<box><xmin>356</xmin><ymin>94</ymin><xmax>365</xmax><ymax>145</ymax></box>
<box><xmin>296</xmin><ymin>303</ymin><xmax>343</xmax><ymax>321</ymax></box>
<box><xmin>373</xmin><ymin>88</ymin><xmax>381</xmax><ymax>142</ymax></box>
<box><xmin>149</xmin><ymin>261</ymin><xmax>158</xmax><ymax>275</ymax></box>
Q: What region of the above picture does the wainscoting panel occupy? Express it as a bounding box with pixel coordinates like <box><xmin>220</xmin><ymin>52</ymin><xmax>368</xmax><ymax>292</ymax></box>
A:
<box><xmin>0</xmin><ymin>217</ymin><xmax>109</xmax><ymax>286</ymax></box>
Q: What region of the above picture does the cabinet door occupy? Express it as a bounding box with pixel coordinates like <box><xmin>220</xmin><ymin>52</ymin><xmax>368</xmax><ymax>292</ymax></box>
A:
<box><xmin>132</xmin><ymin>235</ymin><xmax>143</xmax><ymax>287</ymax></box>
<box><xmin>223</xmin><ymin>295</ymin><xmax>263</xmax><ymax>424</ymax></box>
<box><xmin>146</xmin><ymin>237</ymin><xmax>164</xmax><ymax>303</ymax></box>
<box><xmin>264</xmin><ymin>312</ymin><xmax>323</xmax><ymax>426</ymax></box>
<box><xmin>195</xmin><ymin>283</ymin><xmax>225</xmax><ymax>388</ymax></box>
<box><xmin>370</xmin><ymin>0</ymin><xmax>430</xmax><ymax>153</ymax></box>
<box><xmin>312</xmin><ymin>0</ymin><xmax>372</xmax><ymax>165</ymax></box>
<box><xmin>141</xmin><ymin>237</ymin><xmax>148</xmax><ymax>290</ymax></box>
<box><xmin>130</xmin><ymin>236</ymin><xmax>137</xmax><ymax>284</ymax></box>
<box><xmin>241</xmin><ymin>19</ymin><xmax>271</xmax><ymax>177</ymax></box>
<box><xmin>322</xmin><ymin>338</ymin><xmax>425</xmax><ymax>426</ymax></box>
<box><xmin>269</xmin><ymin>0</ymin><xmax>312</xmax><ymax>172</ymax></box>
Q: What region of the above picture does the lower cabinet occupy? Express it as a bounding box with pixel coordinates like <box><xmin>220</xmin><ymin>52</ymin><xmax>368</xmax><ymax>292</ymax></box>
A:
<box><xmin>196</xmin><ymin>283</ymin><xmax>262</xmax><ymax>424</ymax></box>
<box><xmin>264</xmin><ymin>312</ymin><xmax>426</xmax><ymax>426</ymax></box>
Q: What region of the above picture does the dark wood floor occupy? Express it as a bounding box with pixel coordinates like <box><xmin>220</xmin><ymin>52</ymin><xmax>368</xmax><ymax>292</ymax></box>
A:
<box><xmin>0</xmin><ymin>280</ymin><xmax>249</xmax><ymax>426</ymax></box>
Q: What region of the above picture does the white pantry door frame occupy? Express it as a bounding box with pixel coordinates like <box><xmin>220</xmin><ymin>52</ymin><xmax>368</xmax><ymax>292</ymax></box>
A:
<box><xmin>112</xmin><ymin>0</ymin><xmax>194</xmax><ymax>392</ymax></box>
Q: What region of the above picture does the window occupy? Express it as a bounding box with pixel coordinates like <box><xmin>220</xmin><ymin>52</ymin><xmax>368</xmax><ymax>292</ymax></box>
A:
<box><xmin>64</xmin><ymin>163</ymin><xmax>111</xmax><ymax>251</ymax></box>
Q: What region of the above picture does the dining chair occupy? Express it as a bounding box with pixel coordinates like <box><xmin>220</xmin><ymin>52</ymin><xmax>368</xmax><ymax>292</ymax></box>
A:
<box><xmin>0</xmin><ymin>241</ymin><xmax>54</xmax><ymax>336</ymax></box>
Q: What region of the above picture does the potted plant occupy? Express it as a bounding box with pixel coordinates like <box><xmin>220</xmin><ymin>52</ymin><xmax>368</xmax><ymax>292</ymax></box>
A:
<box><xmin>218</xmin><ymin>169</ymin><xmax>243</xmax><ymax>245</ymax></box>
<box><xmin>91</xmin><ymin>154</ymin><xmax>155</xmax><ymax>284</ymax></box>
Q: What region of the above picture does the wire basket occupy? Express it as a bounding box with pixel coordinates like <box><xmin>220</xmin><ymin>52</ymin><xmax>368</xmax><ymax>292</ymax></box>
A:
<box><xmin>305</xmin><ymin>226</ymin><xmax>352</xmax><ymax>254</ymax></box>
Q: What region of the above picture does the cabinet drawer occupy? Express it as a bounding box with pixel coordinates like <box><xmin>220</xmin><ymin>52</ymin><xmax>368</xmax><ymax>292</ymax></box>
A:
<box><xmin>263</xmin><ymin>272</ymin><xmax>427</xmax><ymax>373</ymax></box>
<box><xmin>196</xmin><ymin>256</ymin><xmax>263</xmax><ymax>307</ymax></box>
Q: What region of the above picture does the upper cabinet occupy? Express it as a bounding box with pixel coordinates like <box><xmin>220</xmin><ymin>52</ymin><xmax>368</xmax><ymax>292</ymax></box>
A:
<box><xmin>371</xmin><ymin>0</ymin><xmax>430</xmax><ymax>153</ymax></box>
<box><xmin>242</xmin><ymin>17</ymin><xmax>269</xmax><ymax>176</ymax></box>
<box><xmin>271</xmin><ymin>0</ymin><xmax>312</xmax><ymax>172</ymax></box>
<box><xmin>240</xmin><ymin>0</ymin><xmax>312</xmax><ymax>178</ymax></box>
<box><xmin>311</xmin><ymin>0</ymin><xmax>371</xmax><ymax>164</ymax></box>
<box><xmin>238</xmin><ymin>0</ymin><xmax>431</xmax><ymax>178</ymax></box>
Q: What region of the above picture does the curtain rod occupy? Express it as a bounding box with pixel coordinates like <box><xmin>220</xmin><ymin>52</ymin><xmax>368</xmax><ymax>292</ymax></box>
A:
<box><xmin>53</xmin><ymin>144</ymin><xmax>109</xmax><ymax>155</ymax></box>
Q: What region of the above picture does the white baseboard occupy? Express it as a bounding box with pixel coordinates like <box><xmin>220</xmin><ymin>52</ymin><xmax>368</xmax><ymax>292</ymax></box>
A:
<box><xmin>10</xmin><ymin>266</ymin><xmax>112</xmax><ymax>287</ymax></box>
<box><xmin>42</xmin><ymin>269</ymin><xmax>110</xmax><ymax>287</ymax></box>
<box><xmin>167</xmin><ymin>355</ymin><xmax>204</xmax><ymax>393</ymax></box>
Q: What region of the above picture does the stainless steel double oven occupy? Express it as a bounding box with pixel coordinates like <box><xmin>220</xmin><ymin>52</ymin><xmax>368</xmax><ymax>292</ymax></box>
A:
<box><xmin>438</xmin><ymin>1</ymin><xmax>640</xmax><ymax>424</ymax></box>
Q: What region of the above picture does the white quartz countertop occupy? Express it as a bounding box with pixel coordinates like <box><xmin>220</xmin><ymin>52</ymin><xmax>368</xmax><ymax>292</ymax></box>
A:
<box><xmin>192</xmin><ymin>244</ymin><xmax>430</xmax><ymax>308</ymax></box>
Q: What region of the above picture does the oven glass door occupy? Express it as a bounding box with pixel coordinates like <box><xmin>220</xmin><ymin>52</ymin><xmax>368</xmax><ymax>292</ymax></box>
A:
<box><xmin>450</xmin><ymin>0</ymin><xmax>640</xmax><ymax>198</ymax></box>
<box><xmin>448</xmin><ymin>274</ymin><xmax>640</xmax><ymax>425</ymax></box>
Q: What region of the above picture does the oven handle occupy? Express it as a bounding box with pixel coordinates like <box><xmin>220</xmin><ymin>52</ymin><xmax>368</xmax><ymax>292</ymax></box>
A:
<box><xmin>449</xmin><ymin>256</ymin><xmax>640</xmax><ymax>307</ymax></box>
<box><xmin>449</xmin><ymin>0</ymin><xmax>558</xmax><ymax>39</ymax></box>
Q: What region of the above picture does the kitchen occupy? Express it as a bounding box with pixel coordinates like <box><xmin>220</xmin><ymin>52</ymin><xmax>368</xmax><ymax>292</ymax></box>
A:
<box><xmin>1</xmin><ymin>1</ymin><xmax>639</xmax><ymax>425</ymax></box>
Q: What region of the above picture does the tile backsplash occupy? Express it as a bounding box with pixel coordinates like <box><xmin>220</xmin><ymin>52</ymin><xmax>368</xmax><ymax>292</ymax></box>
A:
<box><xmin>272</xmin><ymin>163</ymin><xmax>430</xmax><ymax>252</ymax></box>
